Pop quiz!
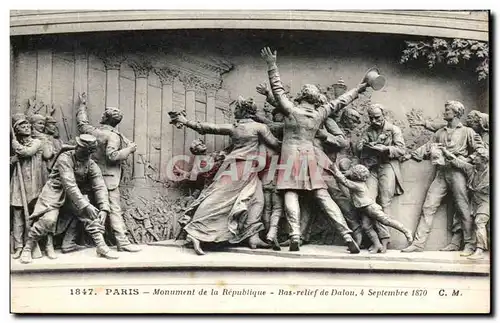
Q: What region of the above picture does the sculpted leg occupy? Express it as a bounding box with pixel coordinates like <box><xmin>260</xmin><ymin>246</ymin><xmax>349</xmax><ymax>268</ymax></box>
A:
<box><xmin>20</xmin><ymin>209</ymin><xmax>59</xmax><ymax>264</ymax></box>
<box><xmin>402</xmin><ymin>171</ymin><xmax>447</xmax><ymax>252</ymax></box>
<box><xmin>284</xmin><ymin>191</ymin><xmax>301</xmax><ymax>251</ymax></box>
<box><xmin>314</xmin><ymin>189</ymin><xmax>359</xmax><ymax>254</ymax></box>
<box><xmin>108</xmin><ymin>188</ymin><xmax>141</xmax><ymax>252</ymax></box>
<box><xmin>12</xmin><ymin>207</ymin><xmax>24</xmax><ymax>259</ymax></box>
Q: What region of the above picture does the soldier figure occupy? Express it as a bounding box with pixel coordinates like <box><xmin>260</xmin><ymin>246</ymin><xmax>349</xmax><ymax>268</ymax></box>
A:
<box><xmin>261</xmin><ymin>47</ymin><xmax>366</xmax><ymax>253</ymax></box>
<box><xmin>402</xmin><ymin>101</ymin><xmax>485</xmax><ymax>255</ymax></box>
<box><xmin>19</xmin><ymin>134</ymin><xmax>118</xmax><ymax>264</ymax></box>
<box><xmin>11</xmin><ymin>116</ymin><xmax>54</xmax><ymax>259</ymax></box>
<box><xmin>76</xmin><ymin>93</ymin><xmax>141</xmax><ymax>253</ymax></box>
<box><xmin>355</xmin><ymin>104</ymin><xmax>406</xmax><ymax>253</ymax></box>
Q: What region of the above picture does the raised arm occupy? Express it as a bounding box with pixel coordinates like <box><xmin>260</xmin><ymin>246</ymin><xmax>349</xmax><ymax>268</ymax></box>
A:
<box><xmin>251</xmin><ymin>113</ymin><xmax>273</xmax><ymax>125</ymax></box>
<box><xmin>318</xmin><ymin>84</ymin><xmax>367</xmax><ymax>123</ymax></box>
<box><xmin>256</xmin><ymin>83</ymin><xmax>279</xmax><ymax>108</ymax></box>
<box><xmin>258</xmin><ymin>124</ymin><xmax>281</xmax><ymax>151</ymax></box>
<box><xmin>261</xmin><ymin>47</ymin><xmax>294</xmax><ymax>117</ymax></box>
<box><xmin>76</xmin><ymin>92</ymin><xmax>101</xmax><ymax>137</ymax></box>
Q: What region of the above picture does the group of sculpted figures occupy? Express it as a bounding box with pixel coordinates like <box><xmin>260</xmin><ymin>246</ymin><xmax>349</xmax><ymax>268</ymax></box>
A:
<box><xmin>169</xmin><ymin>47</ymin><xmax>490</xmax><ymax>260</ymax></box>
<box><xmin>10</xmin><ymin>47</ymin><xmax>490</xmax><ymax>264</ymax></box>
<box><xmin>11</xmin><ymin>93</ymin><xmax>140</xmax><ymax>264</ymax></box>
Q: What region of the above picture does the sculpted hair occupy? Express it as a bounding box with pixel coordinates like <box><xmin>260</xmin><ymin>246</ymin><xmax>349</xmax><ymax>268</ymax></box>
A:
<box><xmin>367</xmin><ymin>104</ymin><xmax>385</xmax><ymax>116</ymax></box>
<box><xmin>445</xmin><ymin>100</ymin><xmax>465</xmax><ymax>118</ymax></box>
<box><xmin>349</xmin><ymin>164</ymin><xmax>370</xmax><ymax>182</ymax></box>
<box><xmin>294</xmin><ymin>84</ymin><xmax>327</xmax><ymax>108</ymax></box>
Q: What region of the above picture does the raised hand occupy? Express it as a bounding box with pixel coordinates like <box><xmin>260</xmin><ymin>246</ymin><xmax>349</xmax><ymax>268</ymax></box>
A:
<box><xmin>260</xmin><ymin>47</ymin><xmax>277</xmax><ymax>65</ymax></box>
<box><xmin>168</xmin><ymin>110</ymin><xmax>188</xmax><ymax>128</ymax></box>
<box><xmin>128</xmin><ymin>142</ymin><xmax>138</xmax><ymax>153</ymax></box>
<box><xmin>78</xmin><ymin>92</ymin><xmax>87</xmax><ymax>105</ymax></box>
<box><xmin>256</xmin><ymin>83</ymin><xmax>270</xmax><ymax>96</ymax></box>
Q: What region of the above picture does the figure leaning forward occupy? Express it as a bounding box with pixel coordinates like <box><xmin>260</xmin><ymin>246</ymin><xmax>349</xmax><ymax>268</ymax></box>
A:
<box><xmin>19</xmin><ymin>134</ymin><xmax>118</xmax><ymax>264</ymax></box>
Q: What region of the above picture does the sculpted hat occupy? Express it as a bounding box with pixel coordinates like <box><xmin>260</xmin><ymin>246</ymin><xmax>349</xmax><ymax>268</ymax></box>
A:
<box><xmin>13</xmin><ymin>116</ymin><xmax>30</xmax><ymax>130</ymax></box>
<box><xmin>45</xmin><ymin>116</ymin><xmax>57</xmax><ymax>124</ymax></box>
<box><xmin>75</xmin><ymin>134</ymin><xmax>97</xmax><ymax>149</ymax></box>
<box><xmin>29</xmin><ymin>114</ymin><xmax>46</xmax><ymax>123</ymax></box>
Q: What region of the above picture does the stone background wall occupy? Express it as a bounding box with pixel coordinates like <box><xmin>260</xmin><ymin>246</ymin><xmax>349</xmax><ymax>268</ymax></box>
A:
<box><xmin>10</xmin><ymin>30</ymin><xmax>488</xmax><ymax>250</ymax></box>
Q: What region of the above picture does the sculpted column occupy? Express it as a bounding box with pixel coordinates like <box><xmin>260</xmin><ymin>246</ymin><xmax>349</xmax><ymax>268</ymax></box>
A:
<box><xmin>129</xmin><ymin>60</ymin><xmax>152</xmax><ymax>181</ymax></box>
<box><xmin>204</xmin><ymin>85</ymin><xmax>218</xmax><ymax>153</ymax></box>
<box><xmin>101</xmin><ymin>53</ymin><xmax>125</xmax><ymax>108</ymax></box>
<box><xmin>155</xmin><ymin>67</ymin><xmax>179</xmax><ymax>181</ymax></box>
<box><xmin>179</xmin><ymin>75</ymin><xmax>199</xmax><ymax>155</ymax></box>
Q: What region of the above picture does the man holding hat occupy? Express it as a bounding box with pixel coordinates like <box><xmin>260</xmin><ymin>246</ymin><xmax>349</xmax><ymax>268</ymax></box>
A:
<box><xmin>19</xmin><ymin>134</ymin><xmax>118</xmax><ymax>263</ymax></box>
<box><xmin>11</xmin><ymin>115</ymin><xmax>54</xmax><ymax>259</ymax></box>
<box><xmin>76</xmin><ymin>93</ymin><xmax>140</xmax><ymax>252</ymax></box>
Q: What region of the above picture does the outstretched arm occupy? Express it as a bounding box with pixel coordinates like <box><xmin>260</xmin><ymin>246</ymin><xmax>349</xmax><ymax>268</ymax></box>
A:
<box><xmin>169</xmin><ymin>112</ymin><xmax>234</xmax><ymax>136</ymax></box>
<box><xmin>331</xmin><ymin>164</ymin><xmax>363</xmax><ymax>191</ymax></box>
<box><xmin>261</xmin><ymin>47</ymin><xmax>294</xmax><ymax>117</ymax></box>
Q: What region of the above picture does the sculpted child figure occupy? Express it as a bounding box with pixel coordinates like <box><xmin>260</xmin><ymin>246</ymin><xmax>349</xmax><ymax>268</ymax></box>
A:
<box><xmin>331</xmin><ymin>163</ymin><xmax>413</xmax><ymax>251</ymax></box>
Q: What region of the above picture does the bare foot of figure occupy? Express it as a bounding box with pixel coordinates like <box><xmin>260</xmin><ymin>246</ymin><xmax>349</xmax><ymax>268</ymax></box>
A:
<box><xmin>186</xmin><ymin>234</ymin><xmax>205</xmax><ymax>255</ymax></box>
<box><xmin>248</xmin><ymin>234</ymin><xmax>270</xmax><ymax>249</ymax></box>
<box><xmin>380</xmin><ymin>238</ymin><xmax>390</xmax><ymax>253</ymax></box>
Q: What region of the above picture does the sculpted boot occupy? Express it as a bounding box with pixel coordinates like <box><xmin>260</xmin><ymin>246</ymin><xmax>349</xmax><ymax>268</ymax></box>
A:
<box><xmin>20</xmin><ymin>238</ymin><xmax>37</xmax><ymax>264</ymax></box>
<box><xmin>386</xmin><ymin>220</ymin><xmax>414</xmax><ymax>245</ymax></box>
<box><xmin>440</xmin><ymin>243</ymin><xmax>460</xmax><ymax>252</ymax></box>
<box><xmin>460</xmin><ymin>244</ymin><xmax>475</xmax><ymax>257</ymax></box>
<box><xmin>343</xmin><ymin>234</ymin><xmax>360</xmax><ymax>254</ymax></box>
<box><xmin>91</xmin><ymin>233</ymin><xmax>119</xmax><ymax>259</ymax></box>
<box><xmin>266</xmin><ymin>226</ymin><xmax>281</xmax><ymax>251</ymax></box>
<box><xmin>117</xmin><ymin>244</ymin><xmax>142</xmax><ymax>252</ymax></box>
<box><xmin>12</xmin><ymin>248</ymin><xmax>22</xmax><ymax>259</ymax></box>
<box><xmin>45</xmin><ymin>234</ymin><xmax>58</xmax><ymax>260</ymax></box>
<box><xmin>467</xmin><ymin>248</ymin><xmax>485</xmax><ymax>260</ymax></box>
<box><xmin>248</xmin><ymin>233</ymin><xmax>270</xmax><ymax>250</ymax></box>
<box><xmin>401</xmin><ymin>244</ymin><xmax>423</xmax><ymax>253</ymax></box>
<box><xmin>289</xmin><ymin>235</ymin><xmax>301</xmax><ymax>252</ymax></box>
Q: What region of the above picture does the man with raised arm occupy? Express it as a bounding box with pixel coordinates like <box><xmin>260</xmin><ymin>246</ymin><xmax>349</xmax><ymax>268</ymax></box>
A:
<box><xmin>260</xmin><ymin>46</ymin><xmax>367</xmax><ymax>252</ymax></box>
<box><xmin>76</xmin><ymin>93</ymin><xmax>141</xmax><ymax>253</ymax></box>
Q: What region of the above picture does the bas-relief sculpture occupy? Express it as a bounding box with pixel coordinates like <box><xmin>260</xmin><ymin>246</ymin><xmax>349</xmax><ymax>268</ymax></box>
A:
<box><xmin>10</xmin><ymin>46</ymin><xmax>490</xmax><ymax>264</ymax></box>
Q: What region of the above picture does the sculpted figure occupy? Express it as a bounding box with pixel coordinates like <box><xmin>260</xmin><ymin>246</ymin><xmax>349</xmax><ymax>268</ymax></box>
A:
<box><xmin>261</xmin><ymin>46</ymin><xmax>369</xmax><ymax>253</ymax></box>
<box><xmin>402</xmin><ymin>101</ymin><xmax>485</xmax><ymax>254</ymax></box>
<box><xmin>169</xmin><ymin>96</ymin><xmax>281</xmax><ymax>255</ymax></box>
<box><xmin>441</xmin><ymin>147</ymin><xmax>489</xmax><ymax>260</ymax></box>
<box><xmin>331</xmin><ymin>163</ymin><xmax>413</xmax><ymax>251</ymax></box>
<box><xmin>19</xmin><ymin>135</ymin><xmax>118</xmax><ymax>263</ymax></box>
<box><xmin>355</xmin><ymin>104</ymin><xmax>406</xmax><ymax>253</ymax></box>
<box><xmin>410</xmin><ymin>110</ymin><xmax>489</xmax><ymax>251</ymax></box>
<box><xmin>11</xmin><ymin>116</ymin><xmax>54</xmax><ymax>259</ymax></box>
<box><xmin>76</xmin><ymin>93</ymin><xmax>141</xmax><ymax>252</ymax></box>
